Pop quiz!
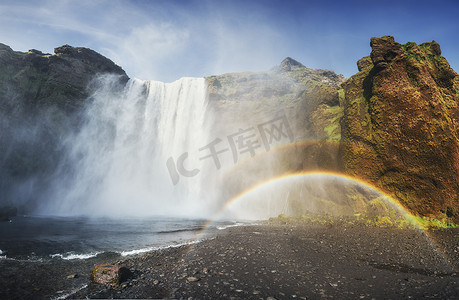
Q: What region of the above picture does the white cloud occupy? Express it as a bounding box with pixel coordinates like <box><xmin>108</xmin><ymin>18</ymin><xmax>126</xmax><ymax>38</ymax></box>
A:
<box><xmin>103</xmin><ymin>23</ymin><xmax>191</xmax><ymax>81</ymax></box>
<box><xmin>0</xmin><ymin>0</ymin><xmax>287</xmax><ymax>81</ymax></box>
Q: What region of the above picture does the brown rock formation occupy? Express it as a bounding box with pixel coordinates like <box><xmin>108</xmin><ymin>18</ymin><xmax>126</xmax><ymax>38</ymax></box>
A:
<box><xmin>340</xmin><ymin>36</ymin><xmax>459</xmax><ymax>222</ymax></box>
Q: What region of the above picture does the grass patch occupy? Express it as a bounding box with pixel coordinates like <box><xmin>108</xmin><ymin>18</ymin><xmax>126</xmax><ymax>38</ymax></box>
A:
<box><xmin>266</xmin><ymin>211</ymin><xmax>420</xmax><ymax>230</ymax></box>
<box><xmin>267</xmin><ymin>212</ymin><xmax>459</xmax><ymax>230</ymax></box>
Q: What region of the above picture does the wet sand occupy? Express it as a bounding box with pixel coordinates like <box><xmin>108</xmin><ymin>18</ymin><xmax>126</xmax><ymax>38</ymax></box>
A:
<box><xmin>1</xmin><ymin>224</ymin><xmax>458</xmax><ymax>299</ymax></box>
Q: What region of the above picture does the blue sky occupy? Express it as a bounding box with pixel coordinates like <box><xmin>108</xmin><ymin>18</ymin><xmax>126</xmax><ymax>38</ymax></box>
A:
<box><xmin>0</xmin><ymin>0</ymin><xmax>458</xmax><ymax>82</ymax></box>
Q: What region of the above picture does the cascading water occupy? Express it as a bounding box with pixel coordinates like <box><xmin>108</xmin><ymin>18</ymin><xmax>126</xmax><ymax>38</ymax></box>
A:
<box><xmin>43</xmin><ymin>75</ymin><xmax>215</xmax><ymax>218</ymax></box>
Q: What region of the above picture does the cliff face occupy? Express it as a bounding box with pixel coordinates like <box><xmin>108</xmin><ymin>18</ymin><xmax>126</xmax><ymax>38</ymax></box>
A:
<box><xmin>0</xmin><ymin>44</ymin><xmax>127</xmax><ymax>208</ymax></box>
<box><xmin>206</xmin><ymin>58</ymin><xmax>345</xmax><ymax>198</ymax></box>
<box><xmin>341</xmin><ymin>36</ymin><xmax>459</xmax><ymax>222</ymax></box>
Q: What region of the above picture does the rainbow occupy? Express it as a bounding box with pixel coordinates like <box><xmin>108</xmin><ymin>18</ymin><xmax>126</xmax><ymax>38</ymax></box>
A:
<box><xmin>202</xmin><ymin>170</ymin><xmax>423</xmax><ymax>232</ymax></box>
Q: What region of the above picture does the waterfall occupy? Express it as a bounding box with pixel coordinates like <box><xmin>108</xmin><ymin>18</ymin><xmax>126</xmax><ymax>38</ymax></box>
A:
<box><xmin>44</xmin><ymin>75</ymin><xmax>214</xmax><ymax>218</ymax></box>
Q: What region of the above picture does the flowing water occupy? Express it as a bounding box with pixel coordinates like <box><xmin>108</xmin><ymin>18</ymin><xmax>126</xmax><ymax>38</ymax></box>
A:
<box><xmin>1</xmin><ymin>76</ymin><xmax>230</xmax><ymax>259</ymax></box>
<box><xmin>43</xmin><ymin>76</ymin><xmax>215</xmax><ymax>218</ymax></box>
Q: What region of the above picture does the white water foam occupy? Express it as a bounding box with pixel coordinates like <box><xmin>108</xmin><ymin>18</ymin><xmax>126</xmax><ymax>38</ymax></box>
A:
<box><xmin>216</xmin><ymin>222</ymin><xmax>246</xmax><ymax>230</ymax></box>
<box><xmin>50</xmin><ymin>252</ymin><xmax>100</xmax><ymax>260</ymax></box>
<box><xmin>121</xmin><ymin>240</ymin><xmax>199</xmax><ymax>257</ymax></box>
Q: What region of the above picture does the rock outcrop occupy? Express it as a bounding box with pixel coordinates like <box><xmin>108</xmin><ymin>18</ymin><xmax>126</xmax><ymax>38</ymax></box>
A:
<box><xmin>340</xmin><ymin>36</ymin><xmax>459</xmax><ymax>222</ymax></box>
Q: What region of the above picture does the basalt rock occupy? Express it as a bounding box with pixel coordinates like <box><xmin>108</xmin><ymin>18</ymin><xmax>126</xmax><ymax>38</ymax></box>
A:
<box><xmin>340</xmin><ymin>36</ymin><xmax>459</xmax><ymax>222</ymax></box>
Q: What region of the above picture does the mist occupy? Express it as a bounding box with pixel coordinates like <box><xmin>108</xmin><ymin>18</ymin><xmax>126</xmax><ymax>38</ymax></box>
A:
<box><xmin>0</xmin><ymin>88</ymin><xmax>79</xmax><ymax>213</ymax></box>
<box><xmin>32</xmin><ymin>75</ymin><xmax>218</xmax><ymax>218</ymax></box>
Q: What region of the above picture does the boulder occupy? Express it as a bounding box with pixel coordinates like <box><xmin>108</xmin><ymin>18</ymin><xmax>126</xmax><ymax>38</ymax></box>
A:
<box><xmin>91</xmin><ymin>264</ymin><xmax>131</xmax><ymax>287</ymax></box>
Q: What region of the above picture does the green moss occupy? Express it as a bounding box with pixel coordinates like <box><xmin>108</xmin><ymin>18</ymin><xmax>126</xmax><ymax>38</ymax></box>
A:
<box><xmin>402</xmin><ymin>41</ymin><xmax>442</xmax><ymax>68</ymax></box>
<box><xmin>412</xmin><ymin>216</ymin><xmax>459</xmax><ymax>230</ymax></box>
<box><xmin>419</xmin><ymin>43</ymin><xmax>430</xmax><ymax>52</ymax></box>
<box><xmin>324</xmin><ymin>123</ymin><xmax>339</xmax><ymax>141</ymax></box>
<box><xmin>338</xmin><ymin>89</ymin><xmax>345</xmax><ymax>105</ymax></box>
<box><xmin>324</xmin><ymin>105</ymin><xmax>343</xmax><ymax>140</ymax></box>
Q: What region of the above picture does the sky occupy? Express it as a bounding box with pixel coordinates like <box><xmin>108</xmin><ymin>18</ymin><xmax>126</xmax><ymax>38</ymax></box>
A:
<box><xmin>0</xmin><ymin>0</ymin><xmax>458</xmax><ymax>82</ymax></box>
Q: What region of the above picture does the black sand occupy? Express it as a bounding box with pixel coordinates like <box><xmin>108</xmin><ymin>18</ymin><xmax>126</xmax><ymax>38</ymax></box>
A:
<box><xmin>1</xmin><ymin>224</ymin><xmax>458</xmax><ymax>299</ymax></box>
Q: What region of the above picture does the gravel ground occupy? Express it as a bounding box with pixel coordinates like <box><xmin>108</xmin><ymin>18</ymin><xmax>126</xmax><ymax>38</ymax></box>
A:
<box><xmin>1</xmin><ymin>224</ymin><xmax>458</xmax><ymax>299</ymax></box>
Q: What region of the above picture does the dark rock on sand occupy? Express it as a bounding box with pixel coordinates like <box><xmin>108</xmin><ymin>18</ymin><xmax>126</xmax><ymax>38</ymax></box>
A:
<box><xmin>91</xmin><ymin>264</ymin><xmax>132</xmax><ymax>287</ymax></box>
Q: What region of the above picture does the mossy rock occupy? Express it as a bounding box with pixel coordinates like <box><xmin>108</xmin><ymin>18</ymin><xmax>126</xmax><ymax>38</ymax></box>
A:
<box><xmin>340</xmin><ymin>36</ymin><xmax>459</xmax><ymax>223</ymax></box>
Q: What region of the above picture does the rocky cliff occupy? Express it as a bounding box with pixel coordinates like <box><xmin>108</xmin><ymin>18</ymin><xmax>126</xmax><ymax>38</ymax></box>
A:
<box><xmin>341</xmin><ymin>36</ymin><xmax>459</xmax><ymax>223</ymax></box>
<box><xmin>0</xmin><ymin>43</ymin><xmax>127</xmax><ymax>208</ymax></box>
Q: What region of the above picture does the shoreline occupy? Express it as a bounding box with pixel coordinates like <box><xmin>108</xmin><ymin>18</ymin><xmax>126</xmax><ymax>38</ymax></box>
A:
<box><xmin>1</xmin><ymin>224</ymin><xmax>458</xmax><ymax>299</ymax></box>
